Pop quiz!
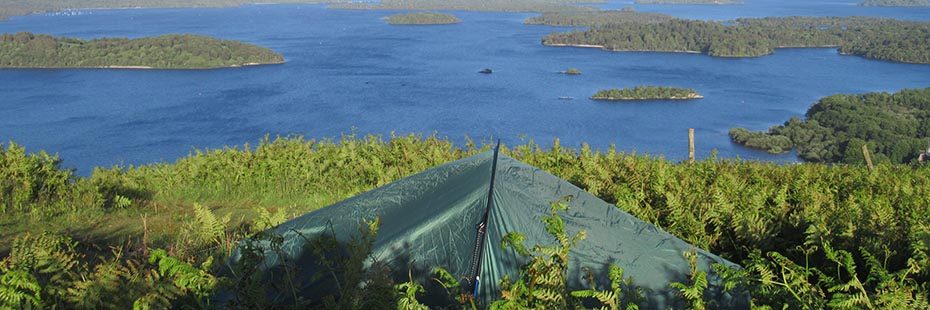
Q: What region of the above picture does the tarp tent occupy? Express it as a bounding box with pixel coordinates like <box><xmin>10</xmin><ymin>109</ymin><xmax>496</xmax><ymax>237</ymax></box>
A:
<box><xmin>227</xmin><ymin>148</ymin><xmax>749</xmax><ymax>308</ymax></box>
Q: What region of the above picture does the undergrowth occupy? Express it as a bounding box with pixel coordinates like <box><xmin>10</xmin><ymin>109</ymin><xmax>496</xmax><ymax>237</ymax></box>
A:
<box><xmin>1</xmin><ymin>134</ymin><xmax>929</xmax><ymax>308</ymax></box>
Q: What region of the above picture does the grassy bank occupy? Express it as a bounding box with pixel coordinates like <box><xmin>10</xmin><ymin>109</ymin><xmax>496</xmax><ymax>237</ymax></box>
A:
<box><xmin>1</xmin><ymin>134</ymin><xmax>928</xmax><ymax>308</ymax></box>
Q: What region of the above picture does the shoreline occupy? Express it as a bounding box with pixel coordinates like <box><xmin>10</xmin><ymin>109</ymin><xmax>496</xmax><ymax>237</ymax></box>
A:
<box><xmin>0</xmin><ymin>61</ymin><xmax>285</xmax><ymax>70</ymax></box>
<box><xmin>544</xmin><ymin>43</ymin><xmax>703</xmax><ymax>54</ymax></box>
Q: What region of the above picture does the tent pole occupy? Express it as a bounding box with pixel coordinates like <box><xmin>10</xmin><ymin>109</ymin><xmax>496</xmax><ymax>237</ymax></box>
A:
<box><xmin>467</xmin><ymin>140</ymin><xmax>501</xmax><ymax>299</ymax></box>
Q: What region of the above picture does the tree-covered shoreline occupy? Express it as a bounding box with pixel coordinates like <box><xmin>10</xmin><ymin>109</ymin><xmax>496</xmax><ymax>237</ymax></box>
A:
<box><xmin>541</xmin><ymin>16</ymin><xmax>930</xmax><ymax>64</ymax></box>
<box><xmin>0</xmin><ymin>32</ymin><xmax>284</xmax><ymax>69</ymax></box>
<box><xmin>730</xmin><ymin>87</ymin><xmax>930</xmax><ymax>164</ymax></box>
<box><xmin>592</xmin><ymin>86</ymin><xmax>702</xmax><ymax>100</ymax></box>
<box><xmin>386</xmin><ymin>12</ymin><xmax>460</xmax><ymax>25</ymax></box>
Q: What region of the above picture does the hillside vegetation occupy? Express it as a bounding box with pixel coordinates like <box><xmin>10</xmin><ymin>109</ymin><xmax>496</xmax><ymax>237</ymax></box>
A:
<box><xmin>731</xmin><ymin>87</ymin><xmax>930</xmax><ymax>164</ymax></box>
<box><xmin>386</xmin><ymin>12</ymin><xmax>460</xmax><ymax>25</ymax></box>
<box><xmin>1</xmin><ymin>134</ymin><xmax>929</xmax><ymax>308</ymax></box>
<box><xmin>0</xmin><ymin>32</ymin><xmax>284</xmax><ymax>69</ymax></box>
<box><xmin>541</xmin><ymin>16</ymin><xmax>930</xmax><ymax>64</ymax></box>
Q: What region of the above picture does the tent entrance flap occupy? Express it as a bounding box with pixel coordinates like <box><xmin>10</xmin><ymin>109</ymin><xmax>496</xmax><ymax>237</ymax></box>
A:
<box><xmin>466</xmin><ymin>140</ymin><xmax>500</xmax><ymax>296</ymax></box>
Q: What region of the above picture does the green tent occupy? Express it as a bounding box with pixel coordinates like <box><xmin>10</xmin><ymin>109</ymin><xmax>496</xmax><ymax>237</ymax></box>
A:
<box><xmin>227</xmin><ymin>148</ymin><xmax>748</xmax><ymax>308</ymax></box>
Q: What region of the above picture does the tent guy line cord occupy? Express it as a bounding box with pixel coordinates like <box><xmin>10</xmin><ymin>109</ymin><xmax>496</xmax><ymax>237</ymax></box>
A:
<box><xmin>467</xmin><ymin>140</ymin><xmax>501</xmax><ymax>298</ymax></box>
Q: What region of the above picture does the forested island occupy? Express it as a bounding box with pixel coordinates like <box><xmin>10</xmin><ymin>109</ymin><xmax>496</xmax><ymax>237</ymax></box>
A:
<box><xmin>0</xmin><ymin>32</ymin><xmax>284</xmax><ymax>69</ymax></box>
<box><xmin>330</xmin><ymin>0</ymin><xmax>602</xmax><ymax>12</ymax></box>
<box><xmin>591</xmin><ymin>86</ymin><xmax>702</xmax><ymax>100</ymax></box>
<box><xmin>0</xmin><ymin>0</ymin><xmax>341</xmax><ymax>21</ymax></box>
<box><xmin>634</xmin><ymin>0</ymin><xmax>742</xmax><ymax>4</ymax></box>
<box><xmin>859</xmin><ymin>0</ymin><xmax>930</xmax><ymax>6</ymax></box>
<box><xmin>730</xmin><ymin>87</ymin><xmax>930</xmax><ymax>164</ymax></box>
<box><xmin>386</xmin><ymin>12</ymin><xmax>460</xmax><ymax>25</ymax></box>
<box><xmin>540</xmin><ymin>16</ymin><xmax>930</xmax><ymax>64</ymax></box>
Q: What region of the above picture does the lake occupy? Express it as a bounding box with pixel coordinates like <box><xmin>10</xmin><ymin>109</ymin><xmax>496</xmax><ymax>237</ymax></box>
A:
<box><xmin>1</xmin><ymin>1</ymin><xmax>929</xmax><ymax>174</ymax></box>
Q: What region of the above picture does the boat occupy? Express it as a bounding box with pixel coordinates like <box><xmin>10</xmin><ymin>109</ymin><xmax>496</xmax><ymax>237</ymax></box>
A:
<box><xmin>479</xmin><ymin>68</ymin><xmax>493</xmax><ymax>74</ymax></box>
<box><xmin>559</xmin><ymin>96</ymin><xmax>574</xmax><ymax>100</ymax></box>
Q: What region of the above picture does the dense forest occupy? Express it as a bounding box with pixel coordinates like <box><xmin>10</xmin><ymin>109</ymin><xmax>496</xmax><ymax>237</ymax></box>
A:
<box><xmin>0</xmin><ymin>0</ymin><xmax>340</xmax><ymax>20</ymax></box>
<box><xmin>1</xmin><ymin>135</ymin><xmax>929</xmax><ymax>308</ymax></box>
<box><xmin>541</xmin><ymin>16</ymin><xmax>930</xmax><ymax>64</ymax></box>
<box><xmin>524</xmin><ymin>10</ymin><xmax>674</xmax><ymax>26</ymax></box>
<box><xmin>859</xmin><ymin>0</ymin><xmax>930</xmax><ymax>6</ymax></box>
<box><xmin>730</xmin><ymin>87</ymin><xmax>930</xmax><ymax>164</ymax></box>
<box><xmin>386</xmin><ymin>12</ymin><xmax>460</xmax><ymax>25</ymax></box>
<box><xmin>634</xmin><ymin>0</ymin><xmax>742</xmax><ymax>4</ymax></box>
<box><xmin>0</xmin><ymin>32</ymin><xmax>284</xmax><ymax>68</ymax></box>
<box><xmin>591</xmin><ymin>86</ymin><xmax>702</xmax><ymax>100</ymax></box>
<box><xmin>330</xmin><ymin>0</ymin><xmax>602</xmax><ymax>12</ymax></box>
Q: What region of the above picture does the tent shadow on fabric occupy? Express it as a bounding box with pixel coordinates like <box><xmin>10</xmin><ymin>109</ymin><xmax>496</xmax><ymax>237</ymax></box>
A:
<box><xmin>223</xmin><ymin>149</ymin><xmax>750</xmax><ymax>308</ymax></box>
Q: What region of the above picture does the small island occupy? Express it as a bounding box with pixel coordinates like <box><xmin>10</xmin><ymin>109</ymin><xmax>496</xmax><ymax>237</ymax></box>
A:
<box><xmin>591</xmin><ymin>86</ymin><xmax>703</xmax><ymax>101</ymax></box>
<box><xmin>0</xmin><ymin>32</ymin><xmax>284</xmax><ymax>69</ymax></box>
<box><xmin>859</xmin><ymin>0</ymin><xmax>929</xmax><ymax>6</ymax></box>
<box><xmin>561</xmin><ymin>68</ymin><xmax>582</xmax><ymax>75</ymax></box>
<box><xmin>386</xmin><ymin>12</ymin><xmax>461</xmax><ymax>25</ymax></box>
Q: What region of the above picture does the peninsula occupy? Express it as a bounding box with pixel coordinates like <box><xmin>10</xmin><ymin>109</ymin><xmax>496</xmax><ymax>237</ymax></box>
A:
<box><xmin>730</xmin><ymin>87</ymin><xmax>930</xmax><ymax>164</ymax></box>
<box><xmin>0</xmin><ymin>32</ymin><xmax>284</xmax><ymax>69</ymax></box>
<box><xmin>386</xmin><ymin>12</ymin><xmax>460</xmax><ymax>25</ymax></box>
<box><xmin>591</xmin><ymin>86</ymin><xmax>703</xmax><ymax>100</ymax></box>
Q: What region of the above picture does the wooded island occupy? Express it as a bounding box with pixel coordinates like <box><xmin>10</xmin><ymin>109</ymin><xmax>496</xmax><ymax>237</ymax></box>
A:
<box><xmin>730</xmin><ymin>87</ymin><xmax>930</xmax><ymax>164</ymax></box>
<box><xmin>386</xmin><ymin>12</ymin><xmax>460</xmax><ymax>25</ymax></box>
<box><xmin>538</xmin><ymin>16</ymin><xmax>930</xmax><ymax>64</ymax></box>
<box><xmin>591</xmin><ymin>86</ymin><xmax>702</xmax><ymax>100</ymax></box>
<box><xmin>0</xmin><ymin>32</ymin><xmax>284</xmax><ymax>69</ymax></box>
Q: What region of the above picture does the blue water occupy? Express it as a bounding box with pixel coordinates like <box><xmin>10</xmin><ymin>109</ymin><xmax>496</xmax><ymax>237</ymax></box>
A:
<box><xmin>1</xmin><ymin>2</ymin><xmax>929</xmax><ymax>174</ymax></box>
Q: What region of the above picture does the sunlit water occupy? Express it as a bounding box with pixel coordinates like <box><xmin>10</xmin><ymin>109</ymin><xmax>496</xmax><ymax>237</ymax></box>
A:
<box><xmin>0</xmin><ymin>1</ymin><xmax>929</xmax><ymax>174</ymax></box>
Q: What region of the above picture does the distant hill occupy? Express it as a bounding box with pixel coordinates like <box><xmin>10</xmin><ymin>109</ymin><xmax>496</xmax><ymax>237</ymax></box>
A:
<box><xmin>386</xmin><ymin>12</ymin><xmax>460</xmax><ymax>25</ymax></box>
<box><xmin>635</xmin><ymin>0</ymin><xmax>742</xmax><ymax>4</ymax></box>
<box><xmin>859</xmin><ymin>0</ymin><xmax>930</xmax><ymax>6</ymax></box>
<box><xmin>0</xmin><ymin>0</ymin><xmax>341</xmax><ymax>20</ymax></box>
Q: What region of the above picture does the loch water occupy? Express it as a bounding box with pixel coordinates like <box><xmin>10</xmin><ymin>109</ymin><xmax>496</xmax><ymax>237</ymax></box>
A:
<box><xmin>1</xmin><ymin>1</ymin><xmax>929</xmax><ymax>174</ymax></box>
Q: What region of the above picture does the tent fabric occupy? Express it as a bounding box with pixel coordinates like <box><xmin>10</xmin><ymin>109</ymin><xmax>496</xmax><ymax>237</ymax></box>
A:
<box><xmin>227</xmin><ymin>151</ymin><xmax>749</xmax><ymax>308</ymax></box>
